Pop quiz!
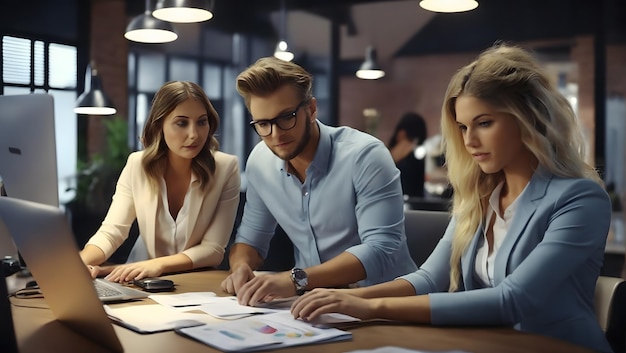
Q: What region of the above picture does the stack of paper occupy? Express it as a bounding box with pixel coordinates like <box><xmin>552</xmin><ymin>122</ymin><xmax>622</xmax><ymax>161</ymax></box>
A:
<box><xmin>149</xmin><ymin>293</ymin><xmax>280</xmax><ymax>319</ymax></box>
<box><xmin>104</xmin><ymin>304</ymin><xmax>210</xmax><ymax>333</ymax></box>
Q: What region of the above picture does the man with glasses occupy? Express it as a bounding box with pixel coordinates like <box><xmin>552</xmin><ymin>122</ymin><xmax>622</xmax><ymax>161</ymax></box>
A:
<box><xmin>221</xmin><ymin>57</ymin><xmax>417</xmax><ymax>306</ymax></box>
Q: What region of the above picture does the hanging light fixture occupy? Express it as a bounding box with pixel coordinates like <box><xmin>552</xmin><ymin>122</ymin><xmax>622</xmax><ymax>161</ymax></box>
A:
<box><xmin>273</xmin><ymin>0</ymin><xmax>294</xmax><ymax>62</ymax></box>
<box><xmin>152</xmin><ymin>0</ymin><xmax>214</xmax><ymax>23</ymax></box>
<box><xmin>74</xmin><ymin>63</ymin><xmax>117</xmax><ymax>116</ymax></box>
<box><xmin>125</xmin><ymin>0</ymin><xmax>178</xmax><ymax>43</ymax></box>
<box><xmin>419</xmin><ymin>0</ymin><xmax>478</xmax><ymax>13</ymax></box>
<box><xmin>356</xmin><ymin>46</ymin><xmax>385</xmax><ymax>80</ymax></box>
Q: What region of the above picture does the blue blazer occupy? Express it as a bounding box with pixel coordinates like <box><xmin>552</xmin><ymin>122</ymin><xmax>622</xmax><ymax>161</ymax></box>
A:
<box><xmin>400</xmin><ymin>170</ymin><xmax>612</xmax><ymax>353</ymax></box>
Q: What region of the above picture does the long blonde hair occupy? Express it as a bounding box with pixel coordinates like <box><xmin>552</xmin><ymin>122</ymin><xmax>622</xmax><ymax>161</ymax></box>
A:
<box><xmin>140</xmin><ymin>81</ymin><xmax>220</xmax><ymax>191</ymax></box>
<box><xmin>441</xmin><ymin>44</ymin><xmax>602</xmax><ymax>291</ymax></box>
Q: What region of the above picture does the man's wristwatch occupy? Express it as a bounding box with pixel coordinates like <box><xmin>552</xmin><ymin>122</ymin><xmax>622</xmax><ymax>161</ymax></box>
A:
<box><xmin>290</xmin><ymin>267</ymin><xmax>308</xmax><ymax>295</ymax></box>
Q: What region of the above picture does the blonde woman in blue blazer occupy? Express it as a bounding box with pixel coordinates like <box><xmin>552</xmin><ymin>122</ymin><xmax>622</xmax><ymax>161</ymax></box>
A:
<box><xmin>80</xmin><ymin>81</ymin><xmax>240</xmax><ymax>283</ymax></box>
<box><xmin>291</xmin><ymin>44</ymin><xmax>612</xmax><ymax>353</ymax></box>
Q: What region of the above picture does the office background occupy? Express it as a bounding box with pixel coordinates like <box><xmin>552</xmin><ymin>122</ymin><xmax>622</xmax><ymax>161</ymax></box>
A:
<box><xmin>0</xmin><ymin>0</ymin><xmax>625</xmax><ymax>268</ymax></box>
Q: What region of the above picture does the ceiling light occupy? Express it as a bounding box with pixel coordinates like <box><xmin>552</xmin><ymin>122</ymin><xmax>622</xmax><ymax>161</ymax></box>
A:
<box><xmin>125</xmin><ymin>0</ymin><xmax>178</xmax><ymax>43</ymax></box>
<box><xmin>419</xmin><ymin>0</ymin><xmax>478</xmax><ymax>13</ymax></box>
<box><xmin>74</xmin><ymin>64</ymin><xmax>116</xmax><ymax>116</ymax></box>
<box><xmin>274</xmin><ymin>41</ymin><xmax>294</xmax><ymax>62</ymax></box>
<box><xmin>153</xmin><ymin>0</ymin><xmax>214</xmax><ymax>23</ymax></box>
<box><xmin>356</xmin><ymin>46</ymin><xmax>385</xmax><ymax>80</ymax></box>
<box><xmin>273</xmin><ymin>0</ymin><xmax>294</xmax><ymax>62</ymax></box>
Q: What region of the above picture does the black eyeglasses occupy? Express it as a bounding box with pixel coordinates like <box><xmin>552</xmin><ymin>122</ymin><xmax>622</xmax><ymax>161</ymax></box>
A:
<box><xmin>249</xmin><ymin>100</ymin><xmax>308</xmax><ymax>137</ymax></box>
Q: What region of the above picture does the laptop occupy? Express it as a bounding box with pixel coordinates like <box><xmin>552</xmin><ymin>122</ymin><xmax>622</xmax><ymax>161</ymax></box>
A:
<box><xmin>0</xmin><ymin>197</ymin><xmax>150</xmax><ymax>352</ymax></box>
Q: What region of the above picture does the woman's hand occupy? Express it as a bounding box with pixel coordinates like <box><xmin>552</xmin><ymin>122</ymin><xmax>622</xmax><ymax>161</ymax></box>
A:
<box><xmin>104</xmin><ymin>260</ymin><xmax>164</xmax><ymax>282</ymax></box>
<box><xmin>86</xmin><ymin>264</ymin><xmax>112</xmax><ymax>279</ymax></box>
<box><xmin>290</xmin><ymin>288</ymin><xmax>375</xmax><ymax>322</ymax></box>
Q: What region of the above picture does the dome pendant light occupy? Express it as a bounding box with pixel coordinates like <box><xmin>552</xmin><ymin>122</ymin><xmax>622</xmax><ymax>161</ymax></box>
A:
<box><xmin>153</xmin><ymin>0</ymin><xmax>214</xmax><ymax>23</ymax></box>
<box><xmin>74</xmin><ymin>63</ymin><xmax>117</xmax><ymax>116</ymax></box>
<box><xmin>273</xmin><ymin>0</ymin><xmax>294</xmax><ymax>62</ymax></box>
<box><xmin>419</xmin><ymin>0</ymin><xmax>478</xmax><ymax>13</ymax></box>
<box><xmin>356</xmin><ymin>46</ymin><xmax>385</xmax><ymax>80</ymax></box>
<box><xmin>274</xmin><ymin>41</ymin><xmax>294</xmax><ymax>62</ymax></box>
<box><xmin>125</xmin><ymin>0</ymin><xmax>178</xmax><ymax>43</ymax></box>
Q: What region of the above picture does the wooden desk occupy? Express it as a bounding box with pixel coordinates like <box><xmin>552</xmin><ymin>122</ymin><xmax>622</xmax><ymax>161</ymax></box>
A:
<box><xmin>11</xmin><ymin>271</ymin><xmax>595</xmax><ymax>353</ymax></box>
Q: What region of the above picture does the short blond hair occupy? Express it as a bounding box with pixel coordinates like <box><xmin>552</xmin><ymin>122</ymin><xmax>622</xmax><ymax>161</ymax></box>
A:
<box><xmin>236</xmin><ymin>57</ymin><xmax>313</xmax><ymax>109</ymax></box>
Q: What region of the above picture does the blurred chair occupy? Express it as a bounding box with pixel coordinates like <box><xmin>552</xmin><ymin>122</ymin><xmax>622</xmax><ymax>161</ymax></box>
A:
<box><xmin>404</xmin><ymin>209</ymin><xmax>450</xmax><ymax>267</ymax></box>
<box><xmin>595</xmin><ymin>275</ymin><xmax>626</xmax><ymax>353</ymax></box>
<box><xmin>219</xmin><ymin>192</ymin><xmax>294</xmax><ymax>272</ymax></box>
<box><xmin>404</xmin><ymin>196</ymin><xmax>451</xmax><ymax>212</ymax></box>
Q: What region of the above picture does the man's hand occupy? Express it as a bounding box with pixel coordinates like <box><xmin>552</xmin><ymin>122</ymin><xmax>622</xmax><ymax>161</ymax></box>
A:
<box><xmin>220</xmin><ymin>264</ymin><xmax>256</xmax><ymax>295</ymax></box>
<box><xmin>235</xmin><ymin>271</ymin><xmax>296</xmax><ymax>306</ymax></box>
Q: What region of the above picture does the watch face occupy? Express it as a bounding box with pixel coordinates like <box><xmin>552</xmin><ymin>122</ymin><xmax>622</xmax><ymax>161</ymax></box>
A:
<box><xmin>293</xmin><ymin>269</ymin><xmax>306</xmax><ymax>281</ymax></box>
<box><xmin>292</xmin><ymin>268</ymin><xmax>308</xmax><ymax>288</ymax></box>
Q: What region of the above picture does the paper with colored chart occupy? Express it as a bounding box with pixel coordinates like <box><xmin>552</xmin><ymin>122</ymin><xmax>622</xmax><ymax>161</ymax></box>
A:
<box><xmin>175</xmin><ymin>311</ymin><xmax>352</xmax><ymax>352</ymax></box>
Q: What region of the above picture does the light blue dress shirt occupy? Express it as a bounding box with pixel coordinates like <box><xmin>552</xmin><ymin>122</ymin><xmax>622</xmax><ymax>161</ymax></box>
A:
<box><xmin>236</xmin><ymin>121</ymin><xmax>417</xmax><ymax>286</ymax></box>
<box><xmin>399</xmin><ymin>170</ymin><xmax>612</xmax><ymax>353</ymax></box>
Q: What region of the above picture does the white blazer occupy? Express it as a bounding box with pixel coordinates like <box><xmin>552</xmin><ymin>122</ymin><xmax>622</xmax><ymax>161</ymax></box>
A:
<box><xmin>86</xmin><ymin>151</ymin><xmax>240</xmax><ymax>268</ymax></box>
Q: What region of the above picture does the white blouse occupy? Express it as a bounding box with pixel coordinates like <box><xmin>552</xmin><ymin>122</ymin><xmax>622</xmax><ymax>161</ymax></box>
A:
<box><xmin>154</xmin><ymin>175</ymin><xmax>197</xmax><ymax>257</ymax></box>
<box><xmin>474</xmin><ymin>181</ymin><xmax>527</xmax><ymax>287</ymax></box>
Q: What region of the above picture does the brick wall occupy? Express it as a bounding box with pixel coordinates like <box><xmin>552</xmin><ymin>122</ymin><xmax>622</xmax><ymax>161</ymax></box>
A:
<box><xmin>87</xmin><ymin>0</ymin><xmax>128</xmax><ymax>159</ymax></box>
<box><xmin>339</xmin><ymin>37</ymin><xmax>626</xmax><ymax>171</ymax></box>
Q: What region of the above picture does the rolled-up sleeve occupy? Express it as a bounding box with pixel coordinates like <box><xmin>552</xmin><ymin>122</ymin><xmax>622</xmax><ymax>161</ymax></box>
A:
<box><xmin>346</xmin><ymin>142</ymin><xmax>417</xmax><ymax>284</ymax></box>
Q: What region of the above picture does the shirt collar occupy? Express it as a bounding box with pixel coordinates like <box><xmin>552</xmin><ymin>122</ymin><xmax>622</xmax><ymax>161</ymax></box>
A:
<box><xmin>277</xmin><ymin>120</ymin><xmax>332</xmax><ymax>176</ymax></box>
<box><xmin>310</xmin><ymin>120</ymin><xmax>331</xmax><ymax>175</ymax></box>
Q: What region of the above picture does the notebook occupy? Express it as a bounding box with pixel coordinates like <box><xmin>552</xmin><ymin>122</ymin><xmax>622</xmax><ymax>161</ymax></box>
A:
<box><xmin>0</xmin><ymin>196</ymin><xmax>149</xmax><ymax>352</ymax></box>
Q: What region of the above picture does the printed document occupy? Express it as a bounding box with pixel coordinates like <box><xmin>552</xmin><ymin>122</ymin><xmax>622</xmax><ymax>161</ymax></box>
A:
<box><xmin>176</xmin><ymin>311</ymin><xmax>352</xmax><ymax>352</ymax></box>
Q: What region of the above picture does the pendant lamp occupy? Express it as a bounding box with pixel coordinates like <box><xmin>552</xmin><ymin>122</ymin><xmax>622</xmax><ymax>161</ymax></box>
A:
<box><xmin>419</xmin><ymin>0</ymin><xmax>478</xmax><ymax>13</ymax></box>
<box><xmin>273</xmin><ymin>0</ymin><xmax>294</xmax><ymax>62</ymax></box>
<box><xmin>356</xmin><ymin>46</ymin><xmax>385</xmax><ymax>80</ymax></box>
<box><xmin>153</xmin><ymin>0</ymin><xmax>214</xmax><ymax>23</ymax></box>
<box><xmin>274</xmin><ymin>41</ymin><xmax>294</xmax><ymax>62</ymax></box>
<box><xmin>125</xmin><ymin>0</ymin><xmax>178</xmax><ymax>43</ymax></box>
<box><xmin>74</xmin><ymin>64</ymin><xmax>116</xmax><ymax>116</ymax></box>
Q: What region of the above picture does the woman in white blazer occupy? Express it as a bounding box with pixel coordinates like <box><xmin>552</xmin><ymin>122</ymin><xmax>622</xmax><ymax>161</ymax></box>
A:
<box><xmin>80</xmin><ymin>81</ymin><xmax>240</xmax><ymax>283</ymax></box>
<box><xmin>291</xmin><ymin>44</ymin><xmax>613</xmax><ymax>353</ymax></box>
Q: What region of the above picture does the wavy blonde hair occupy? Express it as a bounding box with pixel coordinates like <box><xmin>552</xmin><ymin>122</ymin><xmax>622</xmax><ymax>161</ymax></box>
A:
<box><xmin>140</xmin><ymin>81</ymin><xmax>220</xmax><ymax>192</ymax></box>
<box><xmin>441</xmin><ymin>44</ymin><xmax>602</xmax><ymax>292</ymax></box>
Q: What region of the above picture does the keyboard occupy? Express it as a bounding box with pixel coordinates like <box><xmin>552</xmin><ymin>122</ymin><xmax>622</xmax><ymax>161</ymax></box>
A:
<box><xmin>94</xmin><ymin>280</ymin><xmax>124</xmax><ymax>298</ymax></box>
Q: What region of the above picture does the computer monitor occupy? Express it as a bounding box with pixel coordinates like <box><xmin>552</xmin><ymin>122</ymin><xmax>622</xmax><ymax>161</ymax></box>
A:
<box><xmin>0</xmin><ymin>93</ymin><xmax>59</xmax><ymax>208</ymax></box>
<box><xmin>0</xmin><ymin>93</ymin><xmax>58</xmax><ymax>262</ymax></box>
